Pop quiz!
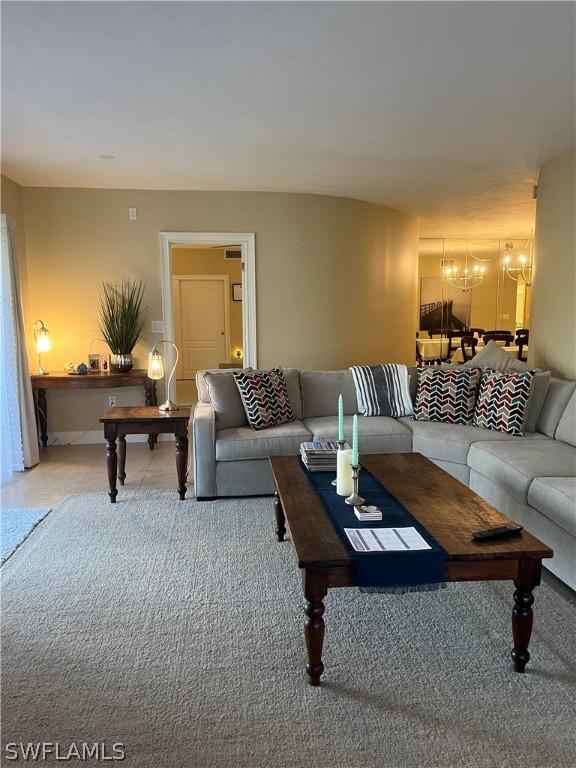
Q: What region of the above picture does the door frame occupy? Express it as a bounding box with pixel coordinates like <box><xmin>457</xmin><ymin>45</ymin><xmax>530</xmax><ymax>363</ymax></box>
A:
<box><xmin>171</xmin><ymin>274</ymin><xmax>231</xmax><ymax>378</ymax></box>
<box><xmin>160</xmin><ymin>231</ymin><xmax>257</xmax><ymax>403</ymax></box>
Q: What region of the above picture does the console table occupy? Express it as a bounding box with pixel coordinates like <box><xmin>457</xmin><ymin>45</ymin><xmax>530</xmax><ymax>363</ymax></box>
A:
<box><xmin>31</xmin><ymin>370</ymin><xmax>158</xmax><ymax>449</ymax></box>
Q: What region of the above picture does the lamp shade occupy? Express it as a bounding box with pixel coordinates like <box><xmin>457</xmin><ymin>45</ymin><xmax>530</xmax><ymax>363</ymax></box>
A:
<box><xmin>34</xmin><ymin>321</ymin><xmax>51</xmax><ymax>353</ymax></box>
<box><xmin>147</xmin><ymin>349</ymin><xmax>164</xmax><ymax>380</ymax></box>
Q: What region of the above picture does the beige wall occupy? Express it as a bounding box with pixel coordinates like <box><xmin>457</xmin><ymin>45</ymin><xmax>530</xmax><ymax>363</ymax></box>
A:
<box><xmin>171</xmin><ymin>247</ymin><xmax>243</xmax><ymax>362</ymax></box>
<box><xmin>530</xmin><ymin>149</ymin><xmax>576</xmax><ymax>378</ymax></box>
<box><xmin>20</xmin><ymin>188</ymin><xmax>418</xmax><ymax>434</ymax></box>
<box><xmin>1</xmin><ymin>175</ymin><xmax>30</xmax><ymax>336</ymax></box>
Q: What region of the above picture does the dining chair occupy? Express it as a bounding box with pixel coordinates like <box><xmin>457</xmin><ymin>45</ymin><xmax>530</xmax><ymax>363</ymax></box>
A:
<box><xmin>460</xmin><ymin>336</ymin><xmax>478</xmax><ymax>362</ymax></box>
<box><xmin>446</xmin><ymin>330</ymin><xmax>465</xmax><ymax>360</ymax></box>
<box><xmin>483</xmin><ymin>332</ymin><xmax>515</xmax><ymax>347</ymax></box>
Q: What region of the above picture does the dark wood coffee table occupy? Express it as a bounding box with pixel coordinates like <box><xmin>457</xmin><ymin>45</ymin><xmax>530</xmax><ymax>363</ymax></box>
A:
<box><xmin>270</xmin><ymin>453</ymin><xmax>553</xmax><ymax>686</ymax></box>
<box><xmin>100</xmin><ymin>406</ymin><xmax>191</xmax><ymax>503</ymax></box>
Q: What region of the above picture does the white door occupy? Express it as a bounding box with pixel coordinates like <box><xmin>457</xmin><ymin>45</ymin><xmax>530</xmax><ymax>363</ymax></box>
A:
<box><xmin>173</xmin><ymin>277</ymin><xmax>229</xmax><ymax>378</ymax></box>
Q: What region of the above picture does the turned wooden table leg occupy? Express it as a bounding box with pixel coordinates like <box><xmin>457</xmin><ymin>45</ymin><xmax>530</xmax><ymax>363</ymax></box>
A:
<box><xmin>175</xmin><ymin>432</ymin><xmax>188</xmax><ymax>500</ymax></box>
<box><xmin>274</xmin><ymin>492</ymin><xmax>286</xmax><ymax>542</ymax></box>
<box><xmin>106</xmin><ymin>436</ymin><xmax>118</xmax><ymax>503</ymax></box>
<box><xmin>117</xmin><ymin>435</ymin><xmax>127</xmax><ymax>486</ymax></box>
<box><xmin>144</xmin><ymin>380</ymin><xmax>158</xmax><ymax>450</ymax></box>
<box><xmin>511</xmin><ymin>559</ymin><xmax>541</xmax><ymax>673</ymax></box>
<box><xmin>35</xmin><ymin>387</ymin><xmax>48</xmax><ymax>448</ymax></box>
<box><xmin>303</xmin><ymin>569</ymin><xmax>328</xmax><ymax>686</ymax></box>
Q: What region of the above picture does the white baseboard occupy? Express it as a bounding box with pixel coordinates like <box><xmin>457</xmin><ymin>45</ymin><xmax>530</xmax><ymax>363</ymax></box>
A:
<box><xmin>46</xmin><ymin>431</ymin><xmax>173</xmax><ymax>446</ymax></box>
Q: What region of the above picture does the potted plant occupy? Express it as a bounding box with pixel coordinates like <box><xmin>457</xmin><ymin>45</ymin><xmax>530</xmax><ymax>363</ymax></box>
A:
<box><xmin>98</xmin><ymin>280</ymin><xmax>146</xmax><ymax>372</ymax></box>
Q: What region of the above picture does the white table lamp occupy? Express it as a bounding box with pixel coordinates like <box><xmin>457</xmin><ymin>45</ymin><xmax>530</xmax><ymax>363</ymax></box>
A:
<box><xmin>33</xmin><ymin>320</ymin><xmax>51</xmax><ymax>374</ymax></box>
<box><xmin>147</xmin><ymin>340</ymin><xmax>179</xmax><ymax>411</ymax></box>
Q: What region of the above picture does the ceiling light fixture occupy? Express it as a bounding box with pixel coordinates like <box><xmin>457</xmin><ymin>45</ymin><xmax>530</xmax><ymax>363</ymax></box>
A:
<box><xmin>99</xmin><ymin>154</ymin><xmax>115</xmax><ymax>160</ymax></box>
<box><xmin>501</xmin><ymin>240</ymin><xmax>533</xmax><ymax>286</ymax></box>
<box><xmin>441</xmin><ymin>240</ymin><xmax>486</xmax><ymax>292</ymax></box>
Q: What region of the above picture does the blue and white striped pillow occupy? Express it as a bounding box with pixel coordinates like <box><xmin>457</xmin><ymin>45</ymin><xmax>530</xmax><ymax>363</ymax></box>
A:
<box><xmin>349</xmin><ymin>364</ymin><xmax>413</xmax><ymax>417</ymax></box>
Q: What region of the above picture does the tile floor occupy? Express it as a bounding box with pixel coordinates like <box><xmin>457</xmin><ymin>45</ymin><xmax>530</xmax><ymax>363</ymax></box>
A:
<box><xmin>1</xmin><ymin>442</ymin><xmax>190</xmax><ymax>509</ymax></box>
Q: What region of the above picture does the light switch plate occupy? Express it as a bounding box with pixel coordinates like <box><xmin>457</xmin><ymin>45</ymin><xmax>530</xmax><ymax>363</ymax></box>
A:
<box><xmin>151</xmin><ymin>320</ymin><xmax>164</xmax><ymax>334</ymax></box>
<box><xmin>128</xmin><ymin>207</ymin><xmax>137</xmax><ymax>221</ymax></box>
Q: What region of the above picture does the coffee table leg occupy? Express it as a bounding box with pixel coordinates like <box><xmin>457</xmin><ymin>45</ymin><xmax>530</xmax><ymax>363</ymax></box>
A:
<box><xmin>106</xmin><ymin>437</ymin><xmax>118</xmax><ymax>503</ymax></box>
<box><xmin>511</xmin><ymin>559</ymin><xmax>540</xmax><ymax>673</ymax></box>
<box><xmin>274</xmin><ymin>492</ymin><xmax>286</xmax><ymax>542</ymax></box>
<box><xmin>117</xmin><ymin>435</ymin><xmax>126</xmax><ymax>486</ymax></box>
<box><xmin>303</xmin><ymin>569</ymin><xmax>328</xmax><ymax>686</ymax></box>
<box><xmin>175</xmin><ymin>434</ymin><xmax>188</xmax><ymax>500</ymax></box>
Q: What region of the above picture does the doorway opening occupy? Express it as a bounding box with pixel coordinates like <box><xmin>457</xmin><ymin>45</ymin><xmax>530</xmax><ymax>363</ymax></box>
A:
<box><xmin>160</xmin><ymin>232</ymin><xmax>256</xmax><ymax>405</ymax></box>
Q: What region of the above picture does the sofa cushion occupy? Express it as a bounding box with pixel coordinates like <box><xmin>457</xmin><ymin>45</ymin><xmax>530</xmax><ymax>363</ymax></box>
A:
<box><xmin>400</xmin><ymin>418</ymin><xmax>547</xmax><ymax>464</ymax></box>
<box><xmin>350</xmin><ymin>364</ymin><xmax>413</xmax><ymax>417</ymax></box>
<box><xmin>461</xmin><ymin>340</ymin><xmax>513</xmax><ymax>371</ymax></box>
<box><xmin>555</xmin><ymin>389</ymin><xmax>576</xmax><ymax>447</ymax></box>
<box><xmin>528</xmin><ymin>477</ymin><xmax>576</xmax><ymax>538</ymax></box>
<box><xmin>203</xmin><ymin>370</ymin><xmax>249</xmax><ymax>429</ymax></box>
<box><xmin>303</xmin><ymin>415</ymin><xmax>412</xmax><ymax>453</ymax></box>
<box><xmin>414</xmin><ymin>367</ymin><xmax>481</xmax><ymax>425</ymax></box>
<box><xmin>300</xmin><ymin>370</ymin><xmax>357</xmax><ymax>419</ymax></box>
<box><xmin>233</xmin><ymin>368</ymin><xmax>294</xmax><ymax>430</ymax></box>
<box><xmin>536</xmin><ymin>377</ymin><xmax>576</xmax><ymax>438</ymax></box>
<box><xmin>473</xmin><ymin>368</ymin><xmax>535</xmax><ymax>436</ymax></box>
<box><xmin>215</xmin><ymin>420</ymin><xmax>312</xmax><ymax>461</ymax></box>
<box><xmin>467</xmin><ymin>439</ymin><xmax>576</xmax><ymax>503</ymax></box>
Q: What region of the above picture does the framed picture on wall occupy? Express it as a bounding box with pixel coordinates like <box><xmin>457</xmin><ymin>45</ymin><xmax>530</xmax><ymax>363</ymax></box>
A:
<box><xmin>232</xmin><ymin>283</ymin><xmax>242</xmax><ymax>302</ymax></box>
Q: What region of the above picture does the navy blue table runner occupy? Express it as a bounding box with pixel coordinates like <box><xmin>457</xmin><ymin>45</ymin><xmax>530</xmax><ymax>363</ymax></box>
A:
<box><xmin>302</xmin><ymin>462</ymin><xmax>447</xmax><ymax>589</ymax></box>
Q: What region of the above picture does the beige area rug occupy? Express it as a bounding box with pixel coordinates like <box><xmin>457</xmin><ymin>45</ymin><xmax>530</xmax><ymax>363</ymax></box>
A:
<box><xmin>1</xmin><ymin>490</ymin><xmax>575</xmax><ymax>767</ymax></box>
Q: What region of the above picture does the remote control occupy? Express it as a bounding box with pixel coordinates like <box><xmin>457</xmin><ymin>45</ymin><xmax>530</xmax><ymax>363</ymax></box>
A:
<box><xmin>472</xmin><ymin>524</ymin><xmax>523</xmax><ymax>541</ymax></box>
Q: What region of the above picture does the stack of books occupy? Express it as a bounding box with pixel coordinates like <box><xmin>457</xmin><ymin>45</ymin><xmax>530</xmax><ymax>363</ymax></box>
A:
<box><xmin>354</xmin><ymin>505</ymin><xmax>383</xmax><ymax>521</ymax></box>
<box><xmin>300</xmin><ymin>441</ymin><xmax>345</xmax><ymax>472</ymax></box>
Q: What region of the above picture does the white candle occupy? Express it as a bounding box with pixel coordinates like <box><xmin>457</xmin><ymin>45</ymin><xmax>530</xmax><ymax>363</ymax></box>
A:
<box><xmin>336</xmin><ymin>449</ymin><xmax>354</xmax><ymax>496</ymax></box>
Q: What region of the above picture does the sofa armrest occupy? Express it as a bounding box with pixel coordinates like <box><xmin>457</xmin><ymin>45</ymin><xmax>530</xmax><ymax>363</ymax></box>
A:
<box><xmin>193</xmin><ymin>401</ymin><xmax>217</xmax><ymax>499</ymax></box>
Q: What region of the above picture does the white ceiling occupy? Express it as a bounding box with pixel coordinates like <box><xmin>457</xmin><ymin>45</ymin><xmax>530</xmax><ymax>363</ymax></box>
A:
<box><xmin>2</xmin><ymin>1</ymin><xmax>574</xmax><ymax>236</ymax></box>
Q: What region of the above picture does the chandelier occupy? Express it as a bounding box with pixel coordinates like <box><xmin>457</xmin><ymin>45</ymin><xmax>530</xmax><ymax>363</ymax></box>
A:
<box><xmin>501</xmin><ymin>241</ymin><xmax>533</xmax><ymax>286</ymax></box>
<box><xmin>441</xmin><ymin>240</ymin><xmax>486</xmax><ymax>292</ymax></box>
<box><xmin>443</xmin><ymin>263</ymin><xmax>486</xmax><ymax>292</ymax></box>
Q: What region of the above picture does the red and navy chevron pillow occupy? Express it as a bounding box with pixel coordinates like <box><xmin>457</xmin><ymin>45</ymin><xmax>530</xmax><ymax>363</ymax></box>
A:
<box><xmin>414</xmin><ymin>367</ymin><xmax>481</xmax><ymax>425</ymax></box>
<box><xmin>233</xmin><ymin>368</ymin><xmax>294</xmax><ymax>431</ymax></box>
<box><xmin>473</xmin><ymin>368</ymin><xmax>535</xmax><ymax>436</ymax></box>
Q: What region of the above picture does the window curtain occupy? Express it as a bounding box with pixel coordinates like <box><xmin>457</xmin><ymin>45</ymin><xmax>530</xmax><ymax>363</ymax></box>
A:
<box><xmin>0</xmin><ymin>214</ymin><xmax>39</xmax><ymax>483</ymax></box>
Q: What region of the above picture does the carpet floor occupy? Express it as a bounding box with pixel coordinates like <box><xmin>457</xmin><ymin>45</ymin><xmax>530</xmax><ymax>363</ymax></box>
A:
<box><xmin>1</xmin><ymin>506</ymin><xmax>51</xmax><ymax>562</ymax></box>
<box><xmin>1</xmin><ymin>490</ymin><xmax>575</xmax><ymax>768</ymax></box>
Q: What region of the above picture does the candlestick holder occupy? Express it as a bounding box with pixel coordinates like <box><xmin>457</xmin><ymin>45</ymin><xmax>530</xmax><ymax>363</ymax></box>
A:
<box><xmin>332</xmin><ymin>440</ymin><xmax>346</xmax><ymax>486</ymax></box>
<box><xmin>345</xmin><ymin>464</ymin><xmax>365</xmax><ymax>507</ymax></box>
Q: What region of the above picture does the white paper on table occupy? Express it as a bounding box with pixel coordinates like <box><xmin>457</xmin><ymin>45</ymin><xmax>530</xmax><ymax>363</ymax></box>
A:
<box><xmin>344</xmin><ymin>527</ymin><xmax>432</xmax><ymax>552</ymax></box>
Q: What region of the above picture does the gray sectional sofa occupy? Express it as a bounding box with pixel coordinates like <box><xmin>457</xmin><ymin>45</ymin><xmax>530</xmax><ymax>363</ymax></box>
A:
<box><xmin>193</xmin><ymin>366</ymin><xmax>576</xmax><ymax>589</ymax></box>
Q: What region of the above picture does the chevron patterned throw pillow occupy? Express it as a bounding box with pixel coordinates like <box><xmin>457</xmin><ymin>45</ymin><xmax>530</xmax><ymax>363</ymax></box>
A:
<box><xmin>414</xmin><ymin>367</ymin><xmax>481</xmax><ymax>425</ymax></box>
<box><xmin>473</xmin><ymin>368</ymin><xmax>535</xmax><ymax>436</ymax></box>
<box><xmin>233</xmin><ymin>368</ymin><xmax>295</xmax><ymax>431</ymax></box>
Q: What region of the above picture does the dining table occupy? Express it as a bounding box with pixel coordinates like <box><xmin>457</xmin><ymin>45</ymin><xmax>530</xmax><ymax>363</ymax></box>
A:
<box><xmin>416</xmin><ymin>337</ymin><xmax>450</xmax><ymax>361</ymax></box>
<box><xmin>450</xmin><ymin>343</ymin><xmax>527</xmax><ymax>365</ymax></box>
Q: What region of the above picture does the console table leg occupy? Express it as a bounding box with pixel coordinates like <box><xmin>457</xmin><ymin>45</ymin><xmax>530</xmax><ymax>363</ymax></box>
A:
<box><xmin>117</xmin><ymin>435</ymin><xmax>126</xmax><ymax>486</ymax></box>
<box><xmin>144</xmin><ymin>380</ymin><xmax>158</xmax><ymax>450</ymax></box>
<box><xmin>175</xmin><ymin>434</ymin><xmax>188</xmax><ymax>500</ymax></box>
<box><xmin>106</xmin><ymin>438</ymin><xmax>118</xmax><ymax>503</ymax></box>
<box><xmin>274</xmin><ymin>492</ymin><xmax>286</xmax><ymax>542</ymax></box>
<box><xmin>511</xmin><ymin>559</ymin><xmax>540</xmax><ymax>673</ymax></box>
<box><xmin>36</xmin><ymin>388</ymin><xmax>48</xmax><ymax>448</ymax></box>
<box><xmin>303</xmin><ymin>569</ymin><xmax>328</xmax><ymax>686</ymax></box>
